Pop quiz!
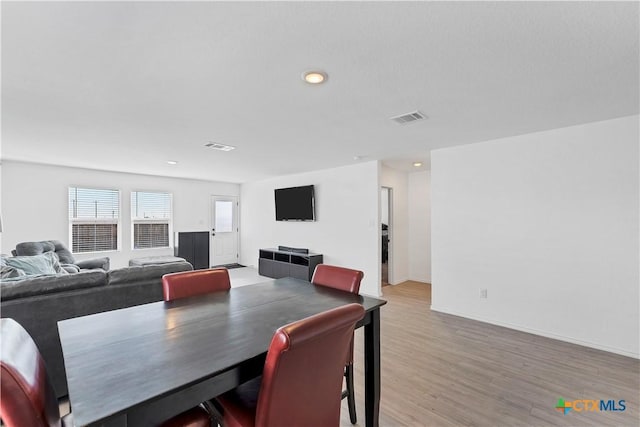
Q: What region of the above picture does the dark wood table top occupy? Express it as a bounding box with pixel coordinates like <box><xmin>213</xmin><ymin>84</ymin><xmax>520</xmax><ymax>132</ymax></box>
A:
<box><xmin>58</xmin><ymin>277</ymin><xmax>387</xmax><ymax>426</ymax></box>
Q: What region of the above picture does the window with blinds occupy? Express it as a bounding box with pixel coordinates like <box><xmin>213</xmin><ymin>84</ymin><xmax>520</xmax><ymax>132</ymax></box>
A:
<box><xmin>131</xmin><ymin>191</ymin><xmax>172</xmax><ymax>249</ymax></box>
<box><xmin>68</xmin><ymin>187</ymin><xmax>120</xmax><ymax>253</ymax></box>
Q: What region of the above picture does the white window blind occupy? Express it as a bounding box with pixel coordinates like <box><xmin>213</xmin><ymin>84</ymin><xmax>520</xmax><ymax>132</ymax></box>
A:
<box><xmin>131</xmin><ymin>191</ymin><xmax>172</xmax><ymax>249</ymax></box>
<box><xmin>68</xmin><ymin>187</ymin><xmax>119</xmax><ymax>253</ymax></box>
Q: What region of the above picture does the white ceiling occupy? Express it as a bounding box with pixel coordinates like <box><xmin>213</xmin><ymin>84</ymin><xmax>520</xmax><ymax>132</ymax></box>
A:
<box><xmin>2</xmin><ymin>1</ymin><xmax>638</xmax><ymax>183</ymax></box>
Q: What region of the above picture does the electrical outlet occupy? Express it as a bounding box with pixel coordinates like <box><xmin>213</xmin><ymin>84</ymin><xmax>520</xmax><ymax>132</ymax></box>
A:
<box><xmin>480</xmin><ymin>288</ymin><xmax>488</xmax><ymax>299</ymax></box>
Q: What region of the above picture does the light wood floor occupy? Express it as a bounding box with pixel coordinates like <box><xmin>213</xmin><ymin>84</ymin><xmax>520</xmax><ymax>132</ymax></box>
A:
<box><xmin>52</xmin><ymin>280</ymin><xmax>638</xmax><ymax>426</ymax></box>
<box><xmin>340</xmin><ymin>281</ymin><xmax>639</xmax><ymax>426</ymax></box>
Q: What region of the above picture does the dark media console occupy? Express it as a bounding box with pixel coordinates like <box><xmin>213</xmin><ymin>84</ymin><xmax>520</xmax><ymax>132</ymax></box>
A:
<box><xmin>258</xmin><ymin>248</ymin><xmax>323</xmax><ymax>281</ymax></box>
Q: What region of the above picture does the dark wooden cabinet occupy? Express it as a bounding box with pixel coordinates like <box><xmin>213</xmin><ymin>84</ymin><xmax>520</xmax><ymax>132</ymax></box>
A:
<box><xmin>258</xmin><ymin>248</ymin><xmax>323</xmax><ymax>281</ymax></box>
<box><xmin>175</xmin><ymin>232</ymin><xmax>209</xmax><ymax>269</ymax></box>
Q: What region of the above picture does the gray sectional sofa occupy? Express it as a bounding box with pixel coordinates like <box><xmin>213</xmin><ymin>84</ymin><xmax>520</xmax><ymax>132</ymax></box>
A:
<box><xmin>0</xmin><ymin>261</ymin><xmax>193</xmax><ymax>398</ymax></box>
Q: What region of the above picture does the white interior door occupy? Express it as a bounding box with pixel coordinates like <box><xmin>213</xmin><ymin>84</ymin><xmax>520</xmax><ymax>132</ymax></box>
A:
<box><xmin>210</xmin><ymin>195</ymin><xmax>239</xmax><ymax>267</ymax></box>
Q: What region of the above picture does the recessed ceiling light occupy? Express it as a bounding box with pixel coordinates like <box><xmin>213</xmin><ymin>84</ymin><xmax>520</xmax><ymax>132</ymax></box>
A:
<box><xmin>167</xmin><ymin>160</ymin><xmax>178</xmax><ymax>165</ymax></box>
<box><xmin>303</xmin><ymin>71</ymin><xmax>327</xmax><ymax>84</ymax></box>
<box><xmin>413</xmin><ymin>162</ymin><xmax>423</xmax><ymax>167</ymax></box>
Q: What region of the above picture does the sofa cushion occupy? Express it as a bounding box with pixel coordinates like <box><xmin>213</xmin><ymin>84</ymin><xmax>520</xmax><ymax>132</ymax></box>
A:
<box><xmin>0</xmin><ymin>270</ymin><xmax>107</xmax><ymax>301</ymax></box>
<box><xmin>14</xmin><ymin>240</ymin><xmax>56</xmax><ymax>256</ymax></box>
<box><xmin>14</xmin><ymin>240</ymin><xmax>76</xmax><ymax>264</ymax></box>
<box><xmin>1</xmin><ymin>252</ymin><xmax>61</xmax><ymax>276</ymax></box>
<box><xmin>107</xmin><ymin>262</ymin><xmax>193</xmax><ymax>286</ymax></box>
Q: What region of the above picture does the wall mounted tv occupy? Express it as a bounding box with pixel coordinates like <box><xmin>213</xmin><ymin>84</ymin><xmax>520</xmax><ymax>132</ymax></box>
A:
<box><xmin>274</xmin><ymin>185</ymin><xmax>316</xmax><ymax>221</ymax></box>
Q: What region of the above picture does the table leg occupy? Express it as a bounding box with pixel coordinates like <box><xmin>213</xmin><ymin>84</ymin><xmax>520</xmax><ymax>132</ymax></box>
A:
<box><xmin>364</xmin><ymin>308</ymin><xmax>381</xmax><ymax>427</ymax></box>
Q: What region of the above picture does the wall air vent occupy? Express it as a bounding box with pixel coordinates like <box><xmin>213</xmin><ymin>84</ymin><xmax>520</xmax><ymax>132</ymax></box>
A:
<box><xmin>204</xmin><ymin>142</ymin><xmax>236</xmax><ymax>151</ymax></box>
<box><xmin>390</xmin><ymin>111</ymin><xmax>427</xmax><ymax>125</ymax></box>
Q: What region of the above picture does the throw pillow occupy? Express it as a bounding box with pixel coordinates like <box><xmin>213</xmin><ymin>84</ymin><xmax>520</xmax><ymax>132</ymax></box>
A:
<box><xmin>0</xmin><ymin>265</ymin><xmax>26</xmax><ymax>279</ymax></box>
<box><xmin>3</xmin><ymin>252</ymin><xmax>58</xmax><ymax>276</ymax></box>
<box><xmin>60</xmin><ymin>263</ymin><xmax>80</xmax><ymax>274</ymax></box>
<box><xmin>49</xmin><ymin>251</ymin><xmax>70</xmax><ymax>275</ymax></box>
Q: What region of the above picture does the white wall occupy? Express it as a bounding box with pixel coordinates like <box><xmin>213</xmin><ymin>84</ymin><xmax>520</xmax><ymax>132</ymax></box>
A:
<box><xmin>240</xmin><ymin>161</ymin><xmax>381</xmax><ymax>297</ymax></box>
<box><xmin>1</xmin><ymin>161</ymin><xmax>239</xmax><ymax>268</ymax></box>
<box><xmin>408</xmin><ymin>171</ymin><xmax>431</xmax><ymax>283</ymax></box>
<box><xmin>431</xmin><ymin>115</ymin><xmax>639</xmax><ymax>358</ymax></box>
<box><xmin>380</xmin><ymin>166</ymin><xmax>409</xmax><ymax>284</ymax></box>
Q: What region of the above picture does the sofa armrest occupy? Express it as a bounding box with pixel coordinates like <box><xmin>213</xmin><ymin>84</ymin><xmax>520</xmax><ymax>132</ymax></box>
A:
<box><xmin>76</xmin><ymin>257</ymin><xmax>110</xmax><ymax>271</ymax></box>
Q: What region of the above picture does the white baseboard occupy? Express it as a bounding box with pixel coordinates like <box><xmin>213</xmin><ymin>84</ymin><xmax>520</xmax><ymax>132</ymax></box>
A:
<box><xmin>430</xmin><ymin>305</ymin><xmax>639</xmax><ymax>359</ymax></box>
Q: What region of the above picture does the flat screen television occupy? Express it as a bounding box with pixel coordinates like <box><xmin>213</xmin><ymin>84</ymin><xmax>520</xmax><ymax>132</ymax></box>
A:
<box><xmin>274</xmin><ymin>185</ymin><xmax>315</xmax><ymax>221</ymax></box>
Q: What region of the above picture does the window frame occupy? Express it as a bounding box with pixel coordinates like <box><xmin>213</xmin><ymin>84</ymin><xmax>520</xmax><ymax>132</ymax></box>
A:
<box><xmin>130</xmin><ymin>190</ymin><xmax>173</xmax><ymax>251</ymax></box>
<box><xmin>68</xmin><ymin>186</ymin><xmax>121</xmax><ymax>254</ymax></box>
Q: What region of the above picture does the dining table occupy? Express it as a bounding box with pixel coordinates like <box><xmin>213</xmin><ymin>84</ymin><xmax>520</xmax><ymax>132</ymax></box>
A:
<box><xmin>58</xmin><ymin>276</ymin><xmax>387</xmax><ymax>427</ymax></box>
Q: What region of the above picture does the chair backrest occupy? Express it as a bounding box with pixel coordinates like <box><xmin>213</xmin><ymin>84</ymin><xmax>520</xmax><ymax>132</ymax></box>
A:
<box><xmin>0</xmin><ymin>318</ymin><xmax>61</xmax><ymax>427</ymax></box>
<box><xmin>311</xmin><ymin>264</ymin><xmax>364</xmax><ymax>295</ymax></box>
<box><xmin>14</xmin><ymin>240</ymin><xmax>76</xmax><ymax>265</ymax></box>
<box><xmin>162</xmin><ymin>268</ymin><xmax>231</xmax><ymax>301</ymax></box>
<box><xmin>255</xmin><ymin>303</ymin><xmax>365</xmax><ymax>427</ymax></box>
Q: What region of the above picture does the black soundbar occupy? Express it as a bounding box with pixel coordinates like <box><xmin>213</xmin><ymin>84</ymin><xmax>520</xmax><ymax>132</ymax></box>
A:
<box><xmin>278</xmin><ymin>246</ymin><xmax>309</xmax><ymax>254</ymax></box>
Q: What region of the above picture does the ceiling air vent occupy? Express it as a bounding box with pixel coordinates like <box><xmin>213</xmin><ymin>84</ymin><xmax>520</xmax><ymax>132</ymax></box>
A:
<box><xmin>204</xmin><ymin>142</ymin><xmax>236</xmax><ymax>152</ymax></box>
<box><xmin>390</xmin><ymin>111</ymin><xmax>427</xmax><ymax>125</ymax></box>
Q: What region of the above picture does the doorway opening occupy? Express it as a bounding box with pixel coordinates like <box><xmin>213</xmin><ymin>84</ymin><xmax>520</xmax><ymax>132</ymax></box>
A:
<box><xmin>381</xmin><ymin>187</ymin><xmax>392</xmax><ymax>286</ymax></box>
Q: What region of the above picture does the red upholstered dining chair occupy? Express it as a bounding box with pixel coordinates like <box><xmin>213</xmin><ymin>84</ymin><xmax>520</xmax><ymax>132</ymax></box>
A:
<box><xmin>311</xmin><ymin>264</ymin><xmax>364</xmax><ymax>424</ymax></box>
<box><xmin>213</xmin><ymin>303</ymin><xmax>365</xmax><ymax>427</ymax></box>
<box><xmin>0</xmin><ymin>318</ymin><xmax>213</xmax><ymax>427</ymax></box>
<box><xmin>162</xmin><ymin>267</ymin><xmax>231</xmax><ymax>301</ymax></box>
